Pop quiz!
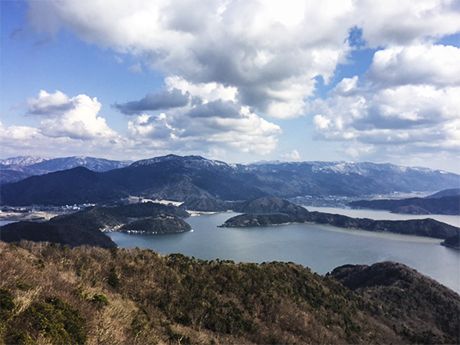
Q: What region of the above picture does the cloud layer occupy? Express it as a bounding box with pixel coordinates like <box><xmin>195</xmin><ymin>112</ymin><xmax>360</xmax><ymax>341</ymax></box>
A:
<box><xmin>126</xmin><ymin>77</ymin><xmax>281</xmax><ymax>154</ymax></box>
<box><xmin>311</xmin><ymin>43</ymin><xmax>460</xmax><ymax>160</ymax></box>
<box><xmin>1</xmin><ymin>90</ymin><xmax>123</xmax><ymax>158</ymax></box>
<box><xmin>1</xmin><ymin>87</ymin><xmax>281</xmax><ymax>159</ymax></box>
<box><xmin>114</xmin><ymin>89</ymin><xmax>189</xmax><ymax>115</ymax></box>
<box><xmin>27</xmin><ymin>0</ymin><xmax>460</xmax><ymax>119</ymax></box>
<box><xmin>4</xmin><ymin>0</ymin><xmax>459</xmax><ymax>167</ymax></box>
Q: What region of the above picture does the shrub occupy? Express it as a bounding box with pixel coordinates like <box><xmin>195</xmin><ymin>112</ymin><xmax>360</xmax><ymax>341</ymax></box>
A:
<box><xmin>0</xmin><ymin>288</ymin><xmax>15</xmax><ymax>321</ymax></box>
<box><xmin>91</xmin><ymin>293</ymin><xmax>109</xmax><ymax>308</ymax></box>
<box><xmin>5</xmin><ymin>297</ymin><xmax>87</xmax><ymax>345</ymax></box>
<box><xmin>107</xmin><ymin>267</ymin><xmax>120</xmax><ymax>288</ymax></box>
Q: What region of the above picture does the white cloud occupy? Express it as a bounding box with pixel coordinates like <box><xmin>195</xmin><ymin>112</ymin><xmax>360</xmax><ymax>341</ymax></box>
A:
<box><xmin>312</xmin><ymin>80</ymin><xmax>460</xmax><ymax>158</ymax></box>
<box><xmin>127</xmin><ymin>101</ymin><xmax>281</xmax><ymax>155</ymax></box>
<box><xmin>28</xmin><ymin>90</ymin><xmax>72</xmax><ymax>115</ymax></box>
<box><xmin>26</xmin><ymin>0</ymin><xmax>460</xmax><ymax>119</ymax></box>
<box><xmin>369</xmin><ymin>44</ymin><xmax>460</xmax><ymax>87</ymax></box>
<box><xmin>309</xmin><ymin>33</ymin><xmax>460</xmax><ymax>166</ymax></box>
<box><xmin>121</xmin><ymin>77</ymin><xmax>282</xmax><ymax>155</ymax></box>
<box><xmin>357</xmin><ymin>0</ymin><xmax>460</xmax><ymax>46</ymax></box>
<box><xmin>0</xmin><ymin>121</ymin><xmax>41</xmax><ymax>142</ymax></box>
<box><xmin>165</xmin><ymin>76</ymin><xmax>237</xmax><ymax>103</ymax></box>
<box><xmin>282</xmin><ymin>149</ymin><xmax>301</xmax><ymax>161</ymax></box>
<box><xmin>0</xmin><ymin>90</ymin><xmax>126</xmax><ymax>158</ymax></box>
<box><xmin>343</xmin><ymin>144</ymin><xmax>375</xmax><ymax>159</ymax></box>
<box><xmin>0</xmin><ymin>120</ymin><xmax>123</xmax><ymax>158</ymax></box>
<box><xmin>18</xmin><ymin>0</ymin><xmax>460</xmax><ymax>167</ymax></box>
<box><xmin>4</xmin><ymin>86</ymin><xmax>282</xmax><ymax>159</ymax></box>
<box><xmin>27</xmin><ymin>90</ymin><xmax>118</xmax><ymax>140</ymax></box>
<box><xmin>26</xmin><ymin>0</ymin><xmax>356</xmax><ymax>118</ymax></box>
<box><xmin>333</xmin><ymin>76</ymin><xmax>359</xmax><ymax>95</ymax></box>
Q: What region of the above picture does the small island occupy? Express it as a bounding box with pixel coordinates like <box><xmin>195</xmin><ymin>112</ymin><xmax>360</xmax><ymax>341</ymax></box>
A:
<box><xmin>221</xmin><ymin>197</ymin><xmax>460</xmax><ymax>241</ymax></box>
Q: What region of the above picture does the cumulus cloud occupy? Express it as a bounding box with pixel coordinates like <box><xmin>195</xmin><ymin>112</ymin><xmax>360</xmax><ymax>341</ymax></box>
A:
<box><xmin>28</xmin><ymin>90</ymin><xmax>73</xmax><ymax>115</ymax></box>
<box><xmin>26</xmin><ymin>0</ymin><xmax>355</xmax><ymax>118</ymax></box>
<box><xmin>27</xmin><ymin>90</ymin><xmax>118</xmax><ymax>140</ymax></box>
<box><xmin>18</xmin><ymin>0</ymin><xmax>460</xmax><ymax>166</ymax></box>
<box><xmin>116</xmin><ymin>75</ymin><xmax>282</xmax><ymax>155</ymax></box>
<box><xmin>0</xmin><ymin>90</ymin><xmax>126</xmax><ymax>158</ymax></box>
<box><xmin>312</xmin><ymin>80</ymin><xmax>460</xmax><ymax>159</ymax></box>
<box><xmin>0</xmin><ymin>120</ymin><xmax>124</xmax><ymax>159</ymax></box>
<box><xmin>369</xmin><ymin>44</ymin><xmax>460</xmax><ymax>87</ymax></box>
<box><xmin>4</xmin><ymin>86</ymin><xmax>281</xmax><ymax>160</ymax></box>
<box><xmin>186</xmin><ymin>100</ymin><xmax>241</xmax><ymax>119</ymax></box>
<box><xmin>357</xmin><ymin>0</ymin><xmax>460</xmax><ymax>46</ymax></box>
<box><xmin>126</xmin><ymin>88</ymin><xmax>281</xmax><ymax>154</ymax></box>
<box><xmin>114</xmin><ymin>88</ymin><xmax>190</xmax><ymax>115</ymax></box>
<box><xmin>26</xmin><ymin>0</ymin><xmax>460</xmax><ymax>119</ymax></box>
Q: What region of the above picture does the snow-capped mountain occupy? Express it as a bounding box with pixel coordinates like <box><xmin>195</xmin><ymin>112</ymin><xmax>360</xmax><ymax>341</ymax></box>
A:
<box><xmin>130</xmin><ymin>154</ymin><xmax>231</xmax><ymax>169</ymax></box>
<box><xmin>29</xmin><ymin>156</ymin><xmax>131</xmax><ymax>173</ymax></box>
<box><xmin>2</xmin><ymin>154</ymin><xmax>459</xmax><ymax>205</ymax></box>
<box><xmin>248</xmin><ymin>160</ymin><xmax>443</xmax><ymax>177</ymax></box>
<box><xmin>0</xmin><ymin>156</ymin><xmax>47</xmax><ymax>167</ymax></box>
<box><xmin>0</xmin><ymin>156</ymin><xmax>131</xmax><ymax>183</ymax></box>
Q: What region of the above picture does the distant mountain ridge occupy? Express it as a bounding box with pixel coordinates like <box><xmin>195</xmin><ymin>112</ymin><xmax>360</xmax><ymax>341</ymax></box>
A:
<box><xmin>427</xmin><ymin>188</ymin><xmax>460</xmax><ymax>199</ymax></box>
<box><xmin>0</xmin><ymin>155</ymin><xmax>132</xmax><ymax>183</ymax></box>
<box><xmin>1</xmin><ymin>154</ymin><xmax>459</xmax><ymax>206</ymax></box>
<box><xmin>349</xmin><ymin>188</ymin><xmax>460</xmax><ymax>215</ymax></box>
<box><xmin>0</xmin><ymin>156</ymin><xmax>47</xmax><ymax>166</ymax></box>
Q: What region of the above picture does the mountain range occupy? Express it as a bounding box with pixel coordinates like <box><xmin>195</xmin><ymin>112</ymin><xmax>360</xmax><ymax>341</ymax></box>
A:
<box><xmin>1</xmin><ymin>154</ymin><xmax>459</xmax><ymax>206</ymax></box>
<box><xmin>0</xmin><ymin>156</ymin><xmax>131</xmax><ymax>183</ymax></box>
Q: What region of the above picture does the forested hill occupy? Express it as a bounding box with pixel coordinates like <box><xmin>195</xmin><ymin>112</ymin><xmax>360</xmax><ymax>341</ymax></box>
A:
<box><xmin>0</xmin><ymin>242</ymin><xmax>459</xmax><ymax>344</ymax></box>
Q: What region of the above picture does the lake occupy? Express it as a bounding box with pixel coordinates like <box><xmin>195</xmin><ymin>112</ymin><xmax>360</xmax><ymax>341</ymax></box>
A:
<box><xmin>0</xmin><ymin>220</ymin><xmax>14</xmax><ymax>226</ymax></box>
<box><xmin>109</xmin><ymin>209</ymin><xmax>460</xmax><ymax>293</ymax></box>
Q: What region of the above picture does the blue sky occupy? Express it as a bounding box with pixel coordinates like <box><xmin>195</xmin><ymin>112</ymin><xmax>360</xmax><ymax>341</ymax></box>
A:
<box><xmin>1</xmin><ymin>1</ymin><xmax>460</xmax><ymax>172</ymax></box>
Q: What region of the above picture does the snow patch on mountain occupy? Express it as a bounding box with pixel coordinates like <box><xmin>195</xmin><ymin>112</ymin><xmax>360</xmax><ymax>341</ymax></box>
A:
<box><xmin>0</xmin><ymin>156</ymin><xmax>48</xmax><ymax>167</ymax></box>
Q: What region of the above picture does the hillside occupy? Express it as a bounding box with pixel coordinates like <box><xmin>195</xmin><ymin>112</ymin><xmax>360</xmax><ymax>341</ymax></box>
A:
<box><xmin>222</xmin><ymin>197</ymin><xmax>460</xmax><ymax>240</ymax></box>
<box><xmin>2</xmin><ymin>155</ymin><xmax>459</xmax><ymax>206</ymax></box>
<box><xmin>120</xmin><ymin>216</ymin><xmax>191</xmax><ymax>234</ymax></box>
<box><xmin>427</xmin><ymin>188</ymin><xmax>460</xmax><ymax>198</ymax></box>
<box><xmin>441</xmin><ymin>234</ymin><xmax>460</xmax><ymax>250</ymax></box>
<box><xmin>0</xmin><ymin>221</ymin><xmax>116</xmax><ymax>248</ymax></box>
<box><xmin>0</xmin><ymin>242</ymin><xmax>458</xmax><ymax>344</ymax></box>
<box><xmin>329</xmin><ymin>262</ymin><xmax>460</xmax><ymax>344</ymax></box>
<box><xmin>0</xmin><ymin>202</ymin><xmax>190</xmax><ymax>247</ymax></box>
<box><xmin>349</xmin><ymin>194</ymin><xmax>460</xmax><ymax>215</ymax></box>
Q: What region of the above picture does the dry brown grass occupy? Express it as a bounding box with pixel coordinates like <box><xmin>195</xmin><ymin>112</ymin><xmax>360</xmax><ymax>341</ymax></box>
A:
<box><xmin>0</xmin><ymin>241</ymin><xmax>458</xmax><ymax>345</ymax></box>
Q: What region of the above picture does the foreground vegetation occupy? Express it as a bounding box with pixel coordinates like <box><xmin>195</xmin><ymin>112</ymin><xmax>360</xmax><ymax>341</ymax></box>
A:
<box><xmin>0</xmin><ymin>241</ymin><xmax>459</xmax><ymax>344</ymax></box>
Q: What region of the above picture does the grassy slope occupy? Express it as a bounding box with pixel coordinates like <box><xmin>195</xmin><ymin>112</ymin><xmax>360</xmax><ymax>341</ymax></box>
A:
<box><xmin>0</xmin><ymin>242</ymin><xmax>458</xmax><ymax>345</ymax></box>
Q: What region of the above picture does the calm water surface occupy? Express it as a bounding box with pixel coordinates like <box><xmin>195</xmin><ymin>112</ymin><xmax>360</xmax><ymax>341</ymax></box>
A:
<box><xmin>0</xmin><ymin>220</ymin><xmax>14</xmax><ymax>226</ymax></box>
<box><xmin>109</xmin><ymin>211</ymin><xmax>460</xmax><ymax>293</ymax></box>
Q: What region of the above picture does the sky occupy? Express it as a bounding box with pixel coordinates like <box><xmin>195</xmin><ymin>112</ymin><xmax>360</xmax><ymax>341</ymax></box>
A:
<box><xmin>1</xmin><ymin>0</ymin><xmax>460</xmax><ymax>172</ymax></box>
